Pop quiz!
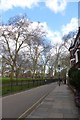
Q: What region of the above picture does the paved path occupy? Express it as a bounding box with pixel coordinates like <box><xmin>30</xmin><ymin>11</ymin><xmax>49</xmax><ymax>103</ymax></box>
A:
<box><xmin>2</xmin><ymin>82</ymin><xmax>56</xmax><ymax>118</ymax></box>
<box><xmin>27</xmin><ymin>84</ymin><xmax>80</xmax><ymax>118</ymax></box>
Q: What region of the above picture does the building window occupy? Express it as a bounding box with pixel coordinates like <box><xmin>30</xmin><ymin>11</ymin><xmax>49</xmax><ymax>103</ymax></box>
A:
<box><xmin>75</xmin><ymin>51</ymin><xmax>78</xmax><ymax>63</ymax></box>
<box><xmin>70</xmin><ymin>58</ymin><xmax>75</xmax><ymax>66</ymax></box>
<box><xmin>77</xmin><ymin>50</ymin><xmax>80</xmax><ymax>63</ymax></box>
<box><xmin>75</xmin><ymin>50</ymin><xmax>80</xmax><ymax>63</ymax></box>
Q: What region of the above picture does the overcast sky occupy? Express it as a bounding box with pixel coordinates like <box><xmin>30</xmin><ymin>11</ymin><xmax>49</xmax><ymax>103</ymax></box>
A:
<box><xmin>0</xmin><ymin>0</ymin><xmax>79</xmax><ymax>44</ymax></box>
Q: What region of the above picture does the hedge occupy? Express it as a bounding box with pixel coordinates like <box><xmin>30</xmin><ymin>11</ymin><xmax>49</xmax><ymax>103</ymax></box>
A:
<box><xmin>68</xmin><ymin>67</ymin><xmax>80</xmax><ymax>90</ymax></box>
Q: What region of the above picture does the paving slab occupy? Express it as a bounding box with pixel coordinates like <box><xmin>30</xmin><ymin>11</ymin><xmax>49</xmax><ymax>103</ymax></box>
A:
<box><xmin>27</xmin><ymin>84</ymin><xmax>80</xmax><ymax>118</ymax></box>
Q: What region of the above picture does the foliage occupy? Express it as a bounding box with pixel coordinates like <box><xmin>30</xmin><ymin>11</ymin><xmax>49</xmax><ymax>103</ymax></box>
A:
<box><xmin>68</xmin><ymin>67</ymin><xmax>80</xmax><ymax>90</ymax></box>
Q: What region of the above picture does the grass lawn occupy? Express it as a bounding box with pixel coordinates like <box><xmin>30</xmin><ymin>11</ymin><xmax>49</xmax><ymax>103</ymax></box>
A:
<box><xmin>2</xmin><ymin>83</ymin><xmax>35</xmax><ymax>95</ymax></box>
<box><xmin>1</xmin><ymin>77</ymin><xmax>45</xmax><ymax>96</ymax></box>
<box><xmin>1</xmin><ymin>77</ymin><xmax>56</xmax><ymax>96</ymax></box>
<box><xmin>1</xmin><ymin>77</ymin><xmax>32</xmax><ymax>81</ymax></box>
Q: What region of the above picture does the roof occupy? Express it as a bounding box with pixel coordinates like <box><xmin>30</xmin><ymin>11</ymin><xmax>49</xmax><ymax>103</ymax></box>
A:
<box><xmin>69</xmin><ymin>27</ymin><xmax>80</xmax><ymax>51</ymax></box>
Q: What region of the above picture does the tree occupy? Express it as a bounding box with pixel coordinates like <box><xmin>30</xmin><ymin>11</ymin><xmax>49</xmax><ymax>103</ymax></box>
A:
<box><xmin>62</xmin><ymin>30</ymin><xmax>77</xmax><ymax>50</ymax></box>
<box><xmin>25</xmin><ymin>22</ymin><xmax>52</xmax><ymax>78</ymax></box>
<box><xmin>0</xmin><ymin>15</ymin><xmax>32</xmax><ymax>80</ymax></box>
<box><xmin>0</xmin><ymin>15</ymin><xmax>49</xmax><ymax>79</ymax></box>
<box><xmin>47</xmin><ymin>43</ymin><xmax>66</xmax><ymax>78</ymax></box>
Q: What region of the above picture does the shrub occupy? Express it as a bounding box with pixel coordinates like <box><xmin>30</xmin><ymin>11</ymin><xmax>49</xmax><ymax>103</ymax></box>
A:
<box><xmin>68</xmin><ymin>67</ymin><xmax>80</xmax><ymax>90</ymax></box>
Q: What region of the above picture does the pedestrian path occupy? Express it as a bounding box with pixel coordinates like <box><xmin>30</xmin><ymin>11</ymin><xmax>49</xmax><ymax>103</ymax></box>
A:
<box><xmin>27</xmin><ymin>84</ymin><xmax>79</xmax><ymax>118</ymax></box>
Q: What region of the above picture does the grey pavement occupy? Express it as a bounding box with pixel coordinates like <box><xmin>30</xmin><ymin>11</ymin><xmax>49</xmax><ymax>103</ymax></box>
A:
<box><xmin>27</xmin><ymin>84</ymin><xmax>80</xmax><ymax>118</ymax></box>
<box><xmin>2</xmin><ymin>82</ymin><xmax>56</xmax><ymax>118</ymax></box>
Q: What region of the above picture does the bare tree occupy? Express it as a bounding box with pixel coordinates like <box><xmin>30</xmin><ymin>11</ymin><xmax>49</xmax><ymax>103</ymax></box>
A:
<box><xmin>27</xmin><ymin>23</ymin><xmax>50</xmax><ymax>78</ymax></box>
<box><xmin>0</xmin><ymin>15</ymin><xmax>49</xmax><ymax>79</ymax></box>
<box><xmin>0</xmin><ymin>15</ymin><xmax>33</xmax><ymax>79</ymax></box>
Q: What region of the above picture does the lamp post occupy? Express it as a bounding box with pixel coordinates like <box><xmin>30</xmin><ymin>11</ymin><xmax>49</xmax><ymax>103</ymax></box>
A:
<box><xmin>58</xmin><ymin>64</ymin><xmax>61</xmax><ymax>85</ymax></box>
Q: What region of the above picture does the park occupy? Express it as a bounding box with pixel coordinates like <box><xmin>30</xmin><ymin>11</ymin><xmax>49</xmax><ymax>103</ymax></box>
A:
<box><xmin>0</xmin><ymin>1</ymin><xmax>80</xmax><ymax>119</ymax></box>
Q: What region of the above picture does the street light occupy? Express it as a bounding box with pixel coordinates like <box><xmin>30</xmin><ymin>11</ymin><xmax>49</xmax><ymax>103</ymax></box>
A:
<box><xmin>58</xmin><ymin>64</ymin><xmax>61</xmax><ymax>86</ymax></box>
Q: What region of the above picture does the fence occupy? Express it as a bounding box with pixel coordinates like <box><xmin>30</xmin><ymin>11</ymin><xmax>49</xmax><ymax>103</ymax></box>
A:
<box><xmin>2</xmin><ymin>79</ymin><xmax>58</xmax><ymax>96</ymax></box>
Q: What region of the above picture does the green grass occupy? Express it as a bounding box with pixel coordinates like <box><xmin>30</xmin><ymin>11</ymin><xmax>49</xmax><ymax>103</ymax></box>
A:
<box><xmin>0</xmin><ymin>87</ymin><xmax>2</xmax><ymax>96</ymax></box>
<box><xmin>1</xmin><ymin>77</ymin><xmax>56</xmax><ymax>96</ymax></box>
<box><xmin>2</xmin><ymin>84</ymin><xmax>32</xmax><ymax>95</ymax></box>
<box><xmin>2</xmin><ymin>79</ymin><xmax>45</xmax><ymax>96</ymax></box>
<box><xmin>1</xmin><ymin>77</ymin><xmax>33</xmax><ymax>84</ymax></box>
<box><xmin>1</xmin><ymin>77</ymin><xmax>33</xmax><ymax>81</ymax></box>
<box><xmin>1</xmin><ymin>76</ymin><xmax>46</xmax><ymax>80</ymax></box>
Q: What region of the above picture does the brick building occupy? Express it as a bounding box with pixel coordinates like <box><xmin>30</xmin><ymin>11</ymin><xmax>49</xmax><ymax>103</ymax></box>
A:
<box><xmin>69</xmin><ymin>27</ymin><xmax>80</xmax><ymax>69</ymax></box>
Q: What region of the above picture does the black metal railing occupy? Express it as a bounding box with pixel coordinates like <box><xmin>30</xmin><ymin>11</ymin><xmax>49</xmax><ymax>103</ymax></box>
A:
<box><xmin>2</xmin><ymin>79</ymin><xmax>57</xmax><ymax>96</ymax></box>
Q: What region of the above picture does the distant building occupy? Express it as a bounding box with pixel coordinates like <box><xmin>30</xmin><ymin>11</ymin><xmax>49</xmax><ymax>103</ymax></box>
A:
<box><xmin>69</xmin><ymin>27</ymin><xmax>80</xmax><ymax>69</ymax></box>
